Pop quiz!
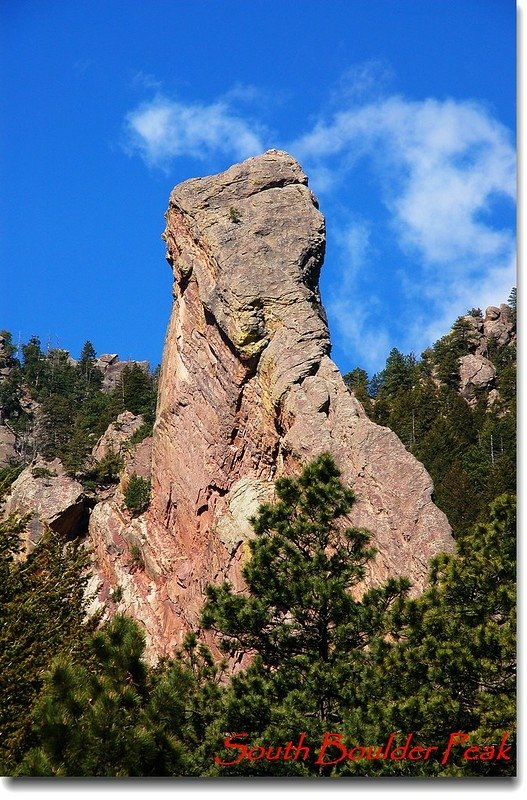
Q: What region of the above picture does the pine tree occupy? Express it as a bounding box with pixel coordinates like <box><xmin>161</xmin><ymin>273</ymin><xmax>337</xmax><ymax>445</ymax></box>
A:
<box><xmin>18</xmin><ymin>618</ymin><xmax>225</xmax><ymax>776</ymax></box>
<box><xmin>77</xmin><ymin>340</ymin><xmax>102</xmax><ymax>391</ymax></box>
<box><xmin>201</xmin><ymin>454</ymin><xmax>409</xmax><ymax>775</ymax></box>
<box><xmin>346</xmin><ymin>493</ymin><xmax>516</xmax><ymax>776</ymax></box>
<box><xmin>343</xmin><ymin>367</ymin><xmax>372</xmax><ymax>411</ymax></box>
<box><xmin>0</xmin><ymin>517</ymin><xmax>95</xmax><ymax>773</ymax></box>
<box><xmin>378</xmin><ymin>349</ymin><xmax>417</xmax><ymax>398</ymax></box>
<box><xmin>109</xmin><ymin>364</ymin><xmax>156</xmax><ymax>422</ymax></box>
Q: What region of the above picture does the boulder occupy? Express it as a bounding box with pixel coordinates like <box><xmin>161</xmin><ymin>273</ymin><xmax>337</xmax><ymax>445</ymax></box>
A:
<box><xmin>2</xmin><ymin>457</ymin><xmax>87</xmax><ymax>552</ymax></box>
<box><xmin>92</xmin><ymin>411</ymin><xmax>145</xmax><ymax>461</ymax></box>
<box><xmin>459</xmin><ymin>354</ymin><xmax>496</xmax><ymax>401</ymax></box>
<box><xmin>95</xmin><ymin>354</ymin><xmax>150</xmax><ymax>391</ymax></box>
<box><xmin>483</xmin><ymin>304</ymin><xmax>515</xmax><ymax>348</ymax></box>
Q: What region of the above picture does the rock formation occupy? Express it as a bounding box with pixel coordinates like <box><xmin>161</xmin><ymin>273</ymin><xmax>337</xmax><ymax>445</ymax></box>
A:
<box><xmin>92</xmin><ymin>411</ymin><xmax>145</xmax><ymax>462</ymax></box>
<box><xmin>2</xmin><ymin>457</ymin><xmax>87</xmax><ymax>553</ymax></box>
<box><xmin>95</xmin><ymin>353</ymin><xmax>150</xmax><ymax>391</ymax></box>
<box><xmin>456</xmin><ymin>306</ymin><xmax>515</xmax><ymax>403</ymax></box>
<box><xmin>0</xmin><ymin>425</ymin><xmax>16</xmax><ymax>468</ymax></box>
<box><xmin>458</xmin><ymin>354</ymin><xmax>496</xmax><ymax>402</ymax></box>
<box><xmin>88</xmin><ymin>150</ymin><xmax>454</xmax><ymax>656</ymax></box>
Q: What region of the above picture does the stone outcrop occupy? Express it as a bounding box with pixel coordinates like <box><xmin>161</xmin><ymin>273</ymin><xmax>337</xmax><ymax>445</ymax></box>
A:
<box><xmin>459</xmin><ymin>354</ymin><xmax>496</xmax><ymax>401</ymax></box>
<box><xmin>89</xmin><ymin>150</ymin><xmax>454</xmax><ymax>657</ymax></box>
<box><xmin>2</xmin><ymin>457</ymin><xmax>87</xmax><ymax>553</ymax></box>
<box><xmin>455</xmin><ymin>306</ymin><xmax>515</xmax><ymax>404</ymax></box>
<box><xmin>460</xmin><ymin>305</ymin><xmax>515</xmax><ymax>357</ymax></box>
<box><xmin>92</xmin><ymin>411</ymin><xmax>145</xmax><ymax>462</ymax></box>
<box><xmin>95</xmin><ymin>354</ymin><xmax>149</xmax><ymax>391</ymax></box>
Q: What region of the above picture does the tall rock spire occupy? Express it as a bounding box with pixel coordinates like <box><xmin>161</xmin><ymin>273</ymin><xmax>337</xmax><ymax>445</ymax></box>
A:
<box><xmin>89</xmin><ymin>150</ymin><xmax>454</xmax><ymax>656</ymax></box>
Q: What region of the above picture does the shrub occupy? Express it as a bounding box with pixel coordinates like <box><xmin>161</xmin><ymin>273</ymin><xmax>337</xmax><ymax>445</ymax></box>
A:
<box><xmin>124</xmin><ymin>474</ymin><xmax>151</xmax><ymax>515</ymax></box>
<box><xmin>228</xmin><ymin>206</ymin><xmax>241</xmax><ymax>223</ymax></box>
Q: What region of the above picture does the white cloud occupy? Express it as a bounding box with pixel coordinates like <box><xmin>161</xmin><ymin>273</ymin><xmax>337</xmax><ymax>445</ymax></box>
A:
<box><xmin>329</xmin><ymin>60</ymin><xmax>394</xmax><ymax>105</ymax></box>
<box><xmin>124</xmin><ymin>93</ymin><xmax>265</xmax><ymax>168</ymax></box>
<box><xmin>293</xmin><ymin>97</ymin><xmax>515</xmax><ymax>266</ymax></box>
<box><xmin>292</xmin><ymin>95</ymin><xmax>516</xmax><ymax>366</ymax></box>
<box><xmin>326</xmin><ymin>220</ymin><xmax>392</xmax><ymax>367</ymax></box>
<box><xmin>122</xmin><ymin>84</ymin><xmax>516</xmax><ymax>371</ymax></box>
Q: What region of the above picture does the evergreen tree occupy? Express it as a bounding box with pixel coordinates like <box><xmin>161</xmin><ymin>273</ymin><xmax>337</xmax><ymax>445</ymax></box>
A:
<box><xmin>39</xmin><ymin>393</ymin><xmax>77</xmax><ymax>462</ymax></box>
<box><xmin>378</xmin><ymin>349</ymin><xmax>417</xmax><ymax>398</ymax></box>
<box><xmin>0</xmin><ymin>517</ymin><xmax>95</xmax><ymax>773</ymax></box>
<box><xmin>18</xmin><ymin>618</ymin><xmax>225</xmax><ymax>776</ymax></box>
<box><xmin>346</xmin><ymin>493</ymin><xmax>516</xmax><ymax>776</ymax></box>
<box><xmin>21</xmin><ymin>336</ymin><xmax>45</xmax><ymax>390</ymax></box>
<box><xmin>77</xmin><ymin>340</ymin><xmax>102</xmax><ymax>391</ymax></box>
<box><xmin>432</xmin><ymin>316</ymin><xmax>474</xmax><ymax>389</ymax></box>
<box><xmin>201</xmin><ymin>454</ymin><xmax>409</xmax><ymax>775</ymax></box>
<box><xmin>343</xmin><ymin>367</ymin><xmax>372</xmax><ymax>411</ymax></box>
<box><xmin>109</xmin><ymin>364</ymin><xmax>156</xmax><ymax>423</ymax></box>
<box><xmin>124</xmin><ymin>474</ymin><xmax>151</xmax><ymax>514</ymax></box>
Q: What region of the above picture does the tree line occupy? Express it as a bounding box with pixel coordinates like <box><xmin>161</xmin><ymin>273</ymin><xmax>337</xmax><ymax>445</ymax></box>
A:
<box><xmin>0</xmin><ymin>333</ymin><xmax>157</xmax><ymax>477</ymax></box>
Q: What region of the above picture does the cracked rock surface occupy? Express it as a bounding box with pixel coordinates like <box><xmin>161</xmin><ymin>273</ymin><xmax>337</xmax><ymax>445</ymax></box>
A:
<box><xmin>89</xmin><ymin>150</ymin><xmax>454</xmax><ymax>657</ymax></box>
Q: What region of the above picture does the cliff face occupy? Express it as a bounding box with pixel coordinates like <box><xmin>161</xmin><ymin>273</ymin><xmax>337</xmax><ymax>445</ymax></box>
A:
<box><xmin>93</xmin><ymin>149</ymin><xmax>451</xmax><ymax>655</ymax></box>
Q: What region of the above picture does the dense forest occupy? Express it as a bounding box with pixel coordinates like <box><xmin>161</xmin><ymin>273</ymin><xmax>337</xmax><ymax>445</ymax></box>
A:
<box><xmin>0</xmin><ymin>292</ymin><xmax>516</xmax><ymax>777</ymax></box>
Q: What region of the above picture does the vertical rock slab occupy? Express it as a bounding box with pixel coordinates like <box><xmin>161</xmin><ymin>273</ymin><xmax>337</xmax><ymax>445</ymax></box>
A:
<box><xmin>136</xmin><ymin>150</ymin><xmax>454</xmax><ymax>651</ymax></box>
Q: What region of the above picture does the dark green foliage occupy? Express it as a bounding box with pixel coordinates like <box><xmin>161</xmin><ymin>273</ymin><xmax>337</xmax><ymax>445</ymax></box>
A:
<box><xmin>18</xmin><ymin>618</ymin><xmax>225</xmax><ymax>776</ymax></box>
<box><xmin>377</xmin><ymin>348</ymin><xmax>418</xmax><ymax>398</ymax></box>
<box><xmin>31</xmin><ymin>466</ymin><xmax>57</xmax><ymax>479</ymax></box>
<box><xmin>127</xmin><ymin>420</ymin><xmax>154</xmax><ymax>447</ymax></box>
<box><xmin>348</xmin><ymin>299</ymin><xmax>516</xmax><ymax>536</ymax></box>
<box><xmin>81</xmin><ymin>451</ymin><xmax>123</xmax><ymax>490</ymax></box>
<box><xmin>128</xmin><ymin>543</ymin><xmax>144</xmax><ymax>569</ymax></box>
<box><xmin>0</xmin><ymin>463</ymin><xmax>24</xmax><ymax>502</ymax></box>
<box><xmin>202</xmin><ymin>454</ymin><xmax>409</xmax><ymax>775</ymax></box>
<box><xmin>0</xmin><ymin>369</ymin><xmax>25</xmax><ymax>429</ymax></box>
<box><xmin>0</xmin><ymin>517</ymin><xmax>95</xmax><ymax>773</ymax></box>
<box><xmin>343</xmin><ymin>367</ymin><xmax>372</xmax><ymax>412</ymax></box>
<box><xmin>346</xmin><ymin>493</ymin><xmax>516</xmax><ymax>776</ymax></box>
<box><xmin>20</xmin><ymin>336</ymin><xmax>45</xmax><ymax>389</ymax></box>
<box><xmin>0</xmin><ymin>332</ymin><xmax>24</xmax><ymax>428</ymax></box>
<box><xmin>77</xmin><ymin>340</ymin><xmax>102</xmax><ymax>391</ymax></box>
<box><xmin>109</xmin><ymin>364</ymin><xmax>157</xmax><ymax>424</ymax></box>
<box><xmin>432</xmin><ymin>317</ymin><xmax>475</xmax><ymax>389</ymax></box>
<box><xmin>0</xmin><ymin>331</ymin><xmax>18</xmax><ymax>365</ymax></box>
<box><xmin>0</xmin><ymin>331</ymin><xmax>156</xmax><ymax>476</ymax></box>
<box><xmin>39</xmin><ymin>392</ymin><xmax>77</xmax><ymax>462</ymax></box>
<box><xmin>124</xmin><ymin>474</ymin><xmax>151</xmax><ymax>515</ymax></box>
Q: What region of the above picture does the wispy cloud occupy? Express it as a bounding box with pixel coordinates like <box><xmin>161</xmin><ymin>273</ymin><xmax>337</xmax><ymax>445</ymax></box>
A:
<box><xmin>124</xmin><ymin>93</ymin><xmax>266</xmax><ymax>169</ymax></box>
<box><xmin>325</xmin><ymin>220</ymin><xmax>391</xmax><ymax>368</ymax></box>
<box><xmin>329</xmin><ymin>60</ymin><xmax>394</xmax><ymax>105</ymax></box>
<box><xmin>122</xmin><ymin>80</ymin><xmax>515</xmax><ymax>372</ymax></box>
<box><xmin>292</xmin><ymin>94</ymin><xmax>516</xmax><ymax>367</ymax></box>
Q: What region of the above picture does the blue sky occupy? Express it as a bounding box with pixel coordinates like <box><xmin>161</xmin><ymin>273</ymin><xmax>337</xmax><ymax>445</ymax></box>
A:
<box><xmin>1</xmin><ymin>0</ymin><xmax>516</xmax><ymax>378</ymax></box>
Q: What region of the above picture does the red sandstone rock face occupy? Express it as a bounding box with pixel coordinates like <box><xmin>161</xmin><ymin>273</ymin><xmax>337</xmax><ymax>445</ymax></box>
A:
<box><xmin>89</xmin><ymin>150</ymin><xmax>454</xmax><ymax>658</ymax></box>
